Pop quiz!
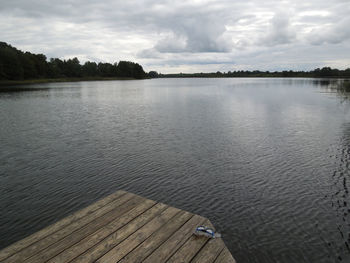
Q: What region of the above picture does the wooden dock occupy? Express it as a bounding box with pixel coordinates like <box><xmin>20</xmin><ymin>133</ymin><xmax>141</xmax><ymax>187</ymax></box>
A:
<box><xmin>0</xmin><ymin>190</ymin><xmax>236</xmax><ymax>263</ymax></box>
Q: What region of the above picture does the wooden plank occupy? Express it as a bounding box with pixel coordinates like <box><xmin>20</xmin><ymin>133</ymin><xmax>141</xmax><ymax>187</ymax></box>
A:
<box><xmin>119</xmin><ymin>211</ymin><xmax>193</xmax><ymax>263</ymax></box>
<box><xmin>142</xmin><ymin>214</ymin><xmax>207</xmax><ymax>263</ymax></box>
<box><xmin>166</xmin><ymin>219</ymin><xmax>212</xmax><ymax>263</ymax></box>
<box><xmin>214</xmin><ymin>247</ymin><xmax>236</xmax><ymax>263</ymax></box>
<box><xmin>25</xmin><ymin>195</ymin><xmax>145</xmax><ymax>263</ymax></box>
<box><xmin>70</xmin><ymin>202</ymin><xmax>168</xmax><ymax>263</ymax></box>
<box><xmin>47</xmin><ymin>199</ymin><xmax>156</xmax><ymax>263</ymax></box>
<box><xmin>0</xmin><ymin>190</ymin><xmax>237</xmax><ymax>263</ymax></box>
<box><xmin>191</xmin><ymin>238</ymin><xmax>225</xmax><ymax>263</ymax></box>
<box><xmin>185</xmin><ymin>219</ymin><xmax>227</xmax><ymax>263</ymax></box>
<box><xmin>0</xmin><ymin>190</ymin><xmax>126</xmax><ymax>262</ymax></box>
<box><xmin>3</xmin><ymin>191</ymin><xmax>135</xmax><ymax>263</ymax></box>
<box><xmin>96</xmin><ymin>206</ymin><xmax>181</xmax><ymax>263</ymax></box>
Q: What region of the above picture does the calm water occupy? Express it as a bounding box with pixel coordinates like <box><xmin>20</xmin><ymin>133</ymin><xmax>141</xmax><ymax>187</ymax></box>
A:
<box><xmin>1</xmin><ymin>78</ymin><xmax>350</xmax><ymax>262</ymax></box>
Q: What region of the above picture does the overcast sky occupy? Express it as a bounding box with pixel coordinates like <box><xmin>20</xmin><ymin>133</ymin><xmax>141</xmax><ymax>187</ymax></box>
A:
<box><xmin>1</xmin><ymin>0</ymin><xmax>349</xmax><ymax>73</ymax></box>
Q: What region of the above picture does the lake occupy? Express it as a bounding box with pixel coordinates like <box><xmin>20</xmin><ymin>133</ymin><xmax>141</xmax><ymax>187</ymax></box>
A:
<box><xmin>0</xmin><ymin>78</ymin><xmax>349</xmax><ymax>262</ymax></box>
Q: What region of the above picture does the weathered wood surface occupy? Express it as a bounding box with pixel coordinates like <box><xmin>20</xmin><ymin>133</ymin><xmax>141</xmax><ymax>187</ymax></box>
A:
<box><xmin>0</xmin><ymin>190</ymin><xmax>236</xmax><ymax>263</ymax></box>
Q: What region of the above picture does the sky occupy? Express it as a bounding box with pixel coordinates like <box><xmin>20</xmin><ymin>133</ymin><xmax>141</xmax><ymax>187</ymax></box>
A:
<box><xmin>0</xmin><ymin>0</ymin><xmax>349</xmax><ymax>73</ymax></box>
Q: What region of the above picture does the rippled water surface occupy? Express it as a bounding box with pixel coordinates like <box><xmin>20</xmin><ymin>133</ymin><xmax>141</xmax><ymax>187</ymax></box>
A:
<box><xmin>1</xmin><ymin>78</ymin><xmax>350</xmax><ymax>262</ymax></box>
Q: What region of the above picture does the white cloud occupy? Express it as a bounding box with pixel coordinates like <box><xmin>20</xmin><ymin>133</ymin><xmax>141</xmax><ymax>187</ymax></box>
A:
<box><xmin>0</xmin><ymin>0</ymin><xmax>349</xmax><ymax>72</ymax></box>
<box><xmin>259</xmin><ymin>13</ymin><xmax>296</xmax><ymax>46</ymax></box>
<box><xmin>307</xmin><ymin>17</ymin><xmax>350</xmax><ymax>45</ymax></box>
<box><xmin>154</xmin><ymin>35</ymin><xmax>187</xmax><ymax>53</ymax></box>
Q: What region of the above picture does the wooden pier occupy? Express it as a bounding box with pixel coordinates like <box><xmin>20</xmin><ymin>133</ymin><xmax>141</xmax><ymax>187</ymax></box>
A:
<box><xmin>0</xmin><ymin>190</ymin><xmax>236</xmax><ymax>263</ymax></box>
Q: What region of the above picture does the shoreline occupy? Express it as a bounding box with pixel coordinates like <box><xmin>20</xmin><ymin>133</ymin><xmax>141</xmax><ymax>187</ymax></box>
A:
<box><xmin>0</xmin><ymin>77</ymin><xmax>141</xmax><ymax>86</ymax></box>
<box><xmin>0</xmin><ymin>76</ymin><xmax>349</xmax><ymax>87</ymax></box>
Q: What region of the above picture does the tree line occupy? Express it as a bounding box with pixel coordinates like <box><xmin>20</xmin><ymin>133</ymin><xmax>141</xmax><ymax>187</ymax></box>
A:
<box><xmin>151</xmin><ymin>68</ymin><xmax>350</xmax><ymax>79</ymax></box>
<box><xmin>0</xmin><ymin>42</ymin><xmax>147</xmax><ymax>80</ymax></box>
<box><xmin>1</xmin><ymin>41</ymin><xmax>349</xmax><ymax>81</ymax></box>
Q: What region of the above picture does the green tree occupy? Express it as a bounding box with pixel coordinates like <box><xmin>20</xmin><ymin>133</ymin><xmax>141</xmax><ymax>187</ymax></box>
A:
<box><xmin>148</xmin><ymin>71</ymin><xmax>159</xmax><ymax>78</ymax></box>
<box><xmin>82</xmin><ymin>61</ymin><xmax>98</xmax><ymax>76</ymax></box>
<box><xmin>48</xmin><ymin>58</ymin><xmax>64</xmax><ymax>78</ymax></box>
<box><xmin>21</xmin><ymin>53</ymin><xmax>37</xmax><ymax>79</ymax></box>
<box><xmin>97</xmin><ymin>62</ymin><xmax>115</xmax><ymax>77</ymax></box>
<box><xmin>0</xmin><ymin>62</ymin><xmax>5</xmax><ymax>80</ymax></box>
<box><xmin>0</xmin><ymin>42</ymin><xmax>24</xmax><ymax>79</ymax></box>
<box><xmin>64</xmin><ymin>57</ymin><xmax>81</xmax><ymax>77</ymax></box>
<box><xmin>116</xmin><ymin>61</ymin><xmax>146</xmax><ymax>79</ymax></box>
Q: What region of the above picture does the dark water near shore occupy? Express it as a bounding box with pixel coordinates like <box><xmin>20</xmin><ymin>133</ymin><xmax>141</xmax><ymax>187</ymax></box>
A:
<box><xmin>1</xmin><ymin>78</ymin><xmax>350</xmax><ymax>262</ymax></box>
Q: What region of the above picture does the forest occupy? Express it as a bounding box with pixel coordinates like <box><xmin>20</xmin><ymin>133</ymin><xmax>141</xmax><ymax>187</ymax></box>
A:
<box><xmin>1</xmin><ymin>42</ymin><xmax>350</xmax><ymax>82</ymax></box>
<box><xmin>155</xmin><ymin>67</ymin><xmax>350</xmax><ymax>78</ymax></box>
<box><xmin>0</xmin><ymin>42</ymin><xmax>147</xmax><ymax>80</ymax></box>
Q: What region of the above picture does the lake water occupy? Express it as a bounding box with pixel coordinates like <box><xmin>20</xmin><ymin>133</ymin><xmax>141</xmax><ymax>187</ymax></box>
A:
<box><xmin>1</xmin><ymin>78</ymin><xmax>350</xmax><ymax>262</ymax></box>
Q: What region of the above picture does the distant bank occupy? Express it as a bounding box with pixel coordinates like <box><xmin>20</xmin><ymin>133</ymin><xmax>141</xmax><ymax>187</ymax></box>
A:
<box><xmin>0</xmin><ymin>77</ymin><xmax>142</xmax><ymax>87</ymax></box>
<box><xmin>155</xmin><ymin>68</ymin><xmax>350</xmax><ymax>79</ymax></box>
<box><xmin>0</xmin><ymin>42</ymin><xmax>148</xmax><ymax>83</ymax></box>
<box><xmin>1</xmin><ymin>42</ymin><xmax>350</xmax><ymax>85</ymax></box>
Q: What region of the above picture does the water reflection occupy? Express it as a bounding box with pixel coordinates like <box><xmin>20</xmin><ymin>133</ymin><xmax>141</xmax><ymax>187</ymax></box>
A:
<box><xmin>2</xmin><ymin>78</ymin><xmax>350</xmax><ymax>262</ymax></box>
<box><xmin>327</xmin><ymin>123</ymin><xmax>350</xmax><ymax>261</ymax></box>
<box><xmin>315</xmin><ymin>79</ymin><xmax>350</xmax><ymax>261</ymax></box>
<box><xmin>317</xmin><ymin>79</ymin><xmax>350</xmax><ymax>95</ymax></box>
<box><xmin>0</xmin><ymin>86</ymin><xmax>49</xmax><ymax>93</ymax></box>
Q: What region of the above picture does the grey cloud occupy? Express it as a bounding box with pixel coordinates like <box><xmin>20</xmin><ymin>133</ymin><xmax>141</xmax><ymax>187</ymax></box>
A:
<box><xmin>154</xmin><ymin>36</ymin><xmax>187</xmax><ymax>53</ymax></box>
<box><xmin>148</xmin><ymin>5</ymin><xmax>234</xmax><ymax>53</ymax></box>
<box><xmin>137</xmin><ymin>48</ymin><xmax>162</xmax><ymax>59</ymax></box>
<box><xmin>307</xmin><ymin>17</ymin><xmax>350</xmax><ymax>45</ymax></box>
<box><xmin>259</xmin><ymin>13</ymin><xmax>296</xmax><ymax>46</ymax></box>
<box><xmin>0</xmin><ymin>0</ymin><xmax>349</xmax><ymax>72</ymax></box>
